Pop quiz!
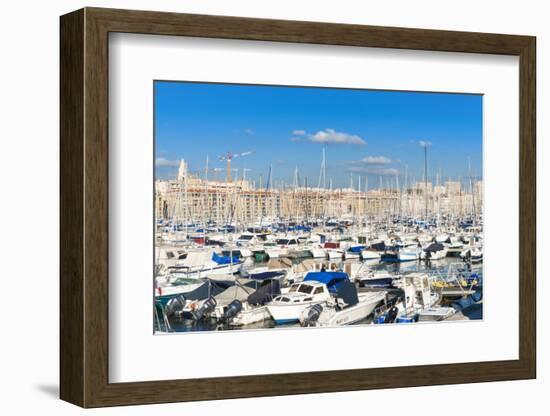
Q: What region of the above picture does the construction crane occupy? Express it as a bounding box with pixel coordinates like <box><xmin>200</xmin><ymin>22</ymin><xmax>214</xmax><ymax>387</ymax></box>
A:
<box><xmin>218</xmin><ymin>151</ymin><xmax>254</xmax><ymax>183</ymax></box>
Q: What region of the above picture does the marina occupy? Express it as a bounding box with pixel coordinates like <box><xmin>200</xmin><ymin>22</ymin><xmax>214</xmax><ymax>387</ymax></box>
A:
<box><xmin>154</xmin><ymin>157</ymin><xmax>483</xmax><ymax>333</ymax></box>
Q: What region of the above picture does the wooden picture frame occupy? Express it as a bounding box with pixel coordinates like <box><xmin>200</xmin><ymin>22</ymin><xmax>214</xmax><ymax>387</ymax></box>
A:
<box><xmin>60</xmin><ymin>7</ymin><xmax>536</xmax><ymax>408</ymax></box>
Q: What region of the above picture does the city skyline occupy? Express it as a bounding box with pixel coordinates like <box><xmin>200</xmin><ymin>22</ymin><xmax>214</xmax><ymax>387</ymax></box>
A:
<box><xmin>155</xmin><ymin>81</ymin><xmax>483</xmax><ymax>189</ymax></box>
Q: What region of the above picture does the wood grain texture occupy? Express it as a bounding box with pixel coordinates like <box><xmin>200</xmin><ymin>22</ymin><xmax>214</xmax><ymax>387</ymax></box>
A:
<box><xmin>59</xmin><ymin>8</ymin><xmax>84</xmax><ymax>407</ymax></box>
<box><xmin>59</xmin><ymin>7</ymin><xmax>537</xmax><ymax>408</ymax></box>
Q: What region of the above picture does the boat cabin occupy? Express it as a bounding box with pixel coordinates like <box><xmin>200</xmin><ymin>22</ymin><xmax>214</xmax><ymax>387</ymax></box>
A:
<box><xmin>276</xmin><ymin>237</ymin><xmax>299</xmax><ymax>247</ymax></box>
<box><xmin>274</xmin><ymin>281</ymin><xmax>331</xmax><ymax>304</ymax></box>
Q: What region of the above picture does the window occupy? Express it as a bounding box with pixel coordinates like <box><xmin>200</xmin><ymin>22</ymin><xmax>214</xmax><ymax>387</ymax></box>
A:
<box><xmin>289</xmin><ymin>284</ymin><xmax>299</xmax><ymax>293</ymax></box>
<box><xmin>165</xmin><ymin>251</ymin><xmax>174</xmax><ymax>259</ymax></box>
<box><xmin>313</xmin><ymin>287</ymin><xmax>324</xmax><ymax>294</ymax></box>
<box><xmin>298</xmin><ymin>285</ymin><xmax>314</xmax><ymax>294</ymax></box>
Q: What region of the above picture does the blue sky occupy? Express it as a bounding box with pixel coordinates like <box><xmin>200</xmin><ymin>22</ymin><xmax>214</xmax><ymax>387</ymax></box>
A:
<box><xmin>155</xmin><ymin>81</ymin><xmax>482</xmax><ymax>189</ymax></box>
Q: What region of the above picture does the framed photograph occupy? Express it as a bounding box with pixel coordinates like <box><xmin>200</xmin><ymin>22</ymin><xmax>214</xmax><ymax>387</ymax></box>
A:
<box><xmin>60</xmin><ymin>7</ymin><xmax>536</xmax><ymax>408</ymax></box>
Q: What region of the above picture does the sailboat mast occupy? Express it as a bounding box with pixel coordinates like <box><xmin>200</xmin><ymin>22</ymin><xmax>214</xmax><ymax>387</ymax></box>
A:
<box><xmin>424</xmin><ymin>144</ymin><xmax>428</xmax><ymax>220</ymax></box>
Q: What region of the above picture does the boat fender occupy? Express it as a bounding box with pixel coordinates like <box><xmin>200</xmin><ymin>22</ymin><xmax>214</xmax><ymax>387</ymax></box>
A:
<box><xmin>192</xmin><ymin>297</ymin><xmax>217</xmax><ymax>321</ymax></box>
<box><xmin>223</xmin><ymin>299</ymin><xmax>243</xmax><ymax>320</ymax></box>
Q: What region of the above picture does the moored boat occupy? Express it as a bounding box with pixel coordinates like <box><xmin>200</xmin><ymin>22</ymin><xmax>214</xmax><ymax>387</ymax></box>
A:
<box><xmin>266</xmin><ymin>271</ymin><xmax>349</xmax><ymax>324</ymax></box>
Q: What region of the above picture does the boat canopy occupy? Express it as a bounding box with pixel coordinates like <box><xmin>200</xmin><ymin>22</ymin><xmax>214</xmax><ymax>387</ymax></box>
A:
<box><xmin>368</xmin><ymin>241</ymin><xmax>386</xmax><ymax>252</ymax></box>
<box><xmin>424</xmin><ymin>242</ymin><xmax>445</xmax><ymax>252</ymax></box>
<box><xmin>212</xmin><ymin>252</ymin><xmax>240</xmax><ymax>265</ymax></box>
<box><xmin>335</xmin><ymin>280</ymin><xmax>359</xmax><ymax>307</ymax></box>
<box><xmin>215</xmin><ymin>285</ymin><xmax>255</xmax><ymax>305</ymax></box>
<box><xmin>180</xmin><ymin>280</ymin><xmax>230</xmax><ymax>302</ymax></box>
<box><xmin>246</xmin><ymin>270</ymin><xmax>286</xmax><ymax>280</ymax></box>
<box><xmin>180</xmin><ymin>250</ymin><xmax>211</xmax><ymax>267</ymax></box>
<box><xmin>304</xmin><ymin>271</ymin><xmax>348</xmax><ymax>293</ymax></box>
<box><xmin>348</xmin><ymin>245</ymin><xmax>365</xmax><ymax>253</ymax></box>
<box><xmin>247</xmin><ymin>279</ymin><xmax>281</xmax><ymax>305</ymax></box>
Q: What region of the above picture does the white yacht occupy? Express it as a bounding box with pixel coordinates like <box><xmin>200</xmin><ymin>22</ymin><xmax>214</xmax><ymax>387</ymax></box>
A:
<box><xmin>167</xmin><ymin>250</ymin><xmax>243</xmax><ymax>279</ymax></box>
<box><xmin>267</xmin><ymin>271</ymin><xmax>349</xmax><ymax>324</ymax></box>
<box><xmin>267</xmin><ymin>281</ymin><xmax>332</xmax><ymax>324</ymax></box>
<box><xmin>360</xmin><ymin>249</ymin><xmax>381</xmax><ymax>261</ymax></box>
<box><xmin>300</xmin><ymin>282</ymin><xmax>386</xmax><ymax>327</ymax></box>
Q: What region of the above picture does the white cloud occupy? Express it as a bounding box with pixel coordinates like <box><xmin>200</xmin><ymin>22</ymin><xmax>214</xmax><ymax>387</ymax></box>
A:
<box><xmin>361</xmin><ymin>155</ymin><xmax>392</xmax><ymax>165</ymax></box>
<box><xmin>289</xmin><ymin>137</ymin><xmax>304</xmax><ymax>143</ymax></box>
<box><xmin>292</xmin><ymin>129</ymin><xmax>306</xmax><ymax>136</ymax></box>
<box><xmin>245</xmin><ymin>128</ymin><xmax>254</xmax><ymax>135</ymax></box>
<box><xmin>348</xmin><ymin>166</ymin><xmax>400</xmax><ymax>176</ymax></box>
<box><xmin>155</xmin><ymin>157</ymin><xmax>180</xmax><ymax>167</ymax></box>
<box><xmin>419</xmin><ymin>140</ymin><xmax>432</xmax><ymax>147</ymax></box>
<box><xmin>379</xmin><ymin>167</ymin><xmax>400</xmax><ymax>176</ymax></box>
<box><xmin>309</xmin><ymin>128</ymin><xmax>366</xmax><ymax>145</ymax></box>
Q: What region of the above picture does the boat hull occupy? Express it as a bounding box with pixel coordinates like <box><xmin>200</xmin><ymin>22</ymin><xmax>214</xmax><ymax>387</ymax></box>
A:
<box><xmin>381</xmin><ymin>251</ymin><xmax>418</xmax><ymax>262</ymax></box>
<box><xmin>361</xmin><ymin>250</ymin><xmax>381</xmax><ymax>260</ymax></box>
<box><xmin>267</xmin><ymin>301</ymin><xmax>325</xmax><ymax>324</ymax></box>
<box><xmin>313</xmin><ymin>292</ymin><xmax>386</xmax><ymax>326</ymax></box>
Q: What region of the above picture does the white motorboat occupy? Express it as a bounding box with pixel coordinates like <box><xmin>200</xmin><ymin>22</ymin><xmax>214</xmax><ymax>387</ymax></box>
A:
<box><xmin>374</xmin><ymin>273</ymin><xmax>440</xmax><ymax>324</ymax></box>
<box><xmin>155</xmin><ymin>278</ymin><xmax>205</xmax><ymax>300</ymax></box>
<box><xmin>326</xmin><ymin>248</ymin><xmax>344</xmax><ymax>260</ymax></box>
<box><xmin>357</xmin><ymin>270</ymin><xmax>402</xmax><ymax>288</ymax></box>
<box><xmin>265</xmin><ymin>237</ymin><xmax>300</xmax><ymax>259</ymax></box>
<box><xmin>267</xmin><ymin>281</ymin><xmax>332</xmax><ymax>324</ymax></box>
<box><xmin>167</xmin><ymin>250</ymin><xmax>243</xmax><ymax>279</ymax></box>
<box><xmin>360</xmin><ymin>249</ymin><xmax>381</xmax><ymax>261</ymax></box>
<box><xmin>300</xmin><ymin>282</ymin><xmax>386</xmax><ymax>327</ymax></box>
<box><xmin>344</xmin><ymin>245</ymin><xmax>364</xmax><ymax>260</ymax></box>
<box><xmin>417</xmin><ymin>307</ymin><xmax>456</xmax><ymax>322</ymax></box>
<box><xmin>309</xmin><ymin>246</ymin><xmax>327</xmax><ymax>259</ymax></box>
<box><xmin>223</xmin><ymin>303</ymin><xmax>272</xmax><ymax>326</ymax></box>
<box><xmin>267</xmin><ymin>271</ymin><xmax>349</xmax><ymax>324</ymax></box>
<box><xmin>420</xmin><ymin>242</ymin><xmax>448</xmax><ymax>260</ymax></box>
<box><xmin>381</xmin><ymin>247</ymin><xmax>420</xmax><ymax>262</ymax></box>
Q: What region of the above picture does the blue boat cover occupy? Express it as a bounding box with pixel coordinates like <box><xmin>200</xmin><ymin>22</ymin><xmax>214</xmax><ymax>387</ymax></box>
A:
<box><xmin>304</xmin><ymin>271</ymin><xmax>349</xmax><ymax>292</ymax></box>
<box><xmin>348</xmin><ymin>245</ymin><xmax>365</xmax><ymax>253</ymax></box>
<box><xmin>247</xmin><ymin>270</ymin><xmax>286</xmax><ymax>280</ymax></box>
<box><xmin>211</xmin><ymin>252</ymin><xmax>240</xmax><ymax>265</ymax></box>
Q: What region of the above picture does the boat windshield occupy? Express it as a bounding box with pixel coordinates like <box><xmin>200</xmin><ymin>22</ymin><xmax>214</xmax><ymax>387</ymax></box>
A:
<box><xmin>170</xmin><ymin>277</ymin><xmax>199</xmax><ymax>286</ymax></box>
<box><xmin>238</xmin><ymin>235</ymin><xmax>253</xmax><ymax>240</ymax></box>
<box><xmin>297</xmin><ymin>284</ymin><xmax>314</xmax><ymax>294</ymax></box>
<box><xmin>288</xmin><ymin>284</ymin><xmax>300</xmax><ymax>293</ymax></box>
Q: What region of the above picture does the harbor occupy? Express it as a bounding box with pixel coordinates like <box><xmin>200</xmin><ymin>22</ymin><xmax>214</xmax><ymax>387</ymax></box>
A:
<box><xmin>154</xmin><ymin>155</ymin><xmax>483</xmax><ymax>333</ymax></box>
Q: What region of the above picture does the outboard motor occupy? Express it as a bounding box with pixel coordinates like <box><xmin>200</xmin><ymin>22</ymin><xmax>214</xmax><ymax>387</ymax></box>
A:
<box><xmin>387</xmin><ymin>306</ymin><xmax>399</xmax><ymax>323</ymax></box>
<box><xmin>301</xmin><ymin>304</ymin><xmax>323</xmax><ymax>327</ymax></box>
<box><xmin>223</xmin><ymin>299</ymin><xmax>243</xmax><ymax>321</ymax></box>
<box><xmin>164</xmin><ymin>295</ymin><xmax>186</xmax><ymax>318</ymax></box>
<box><xmin>192</xmin><ymin>297</ymin><xmax>217</xmax><ymax>321</ymax></box>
